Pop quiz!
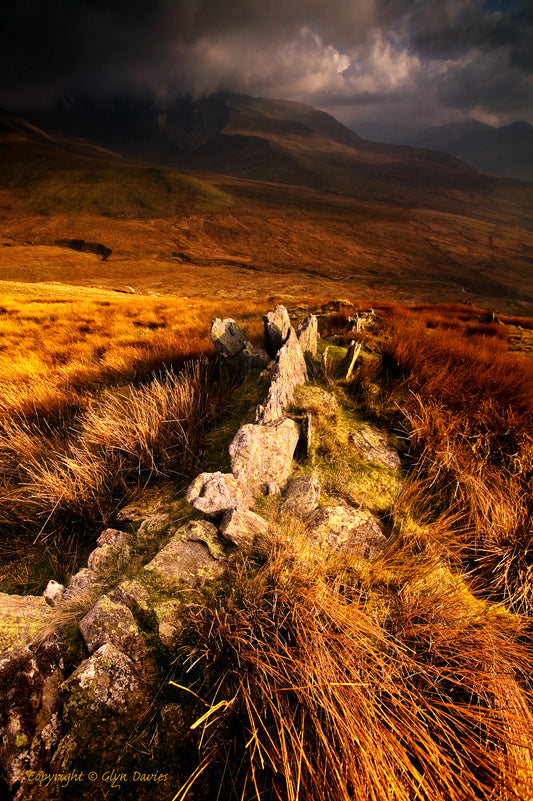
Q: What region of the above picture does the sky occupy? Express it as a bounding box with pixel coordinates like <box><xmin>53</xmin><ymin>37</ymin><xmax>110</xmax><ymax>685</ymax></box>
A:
<box><xmin>1</xmin><ymin>0</ymin><xmax>532</xmax><ymax>136</ymax></box>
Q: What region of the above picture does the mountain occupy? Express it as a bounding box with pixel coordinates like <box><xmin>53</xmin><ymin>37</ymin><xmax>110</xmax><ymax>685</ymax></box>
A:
<box><xmin>400</xmin><ymin>120</ymin><xmax>533</xmax><ymax>182</ymax></box>
<box><xmin>2</xmin><ymin>94</ymin><xmax>533</xmax><ymax>313</ymax></box>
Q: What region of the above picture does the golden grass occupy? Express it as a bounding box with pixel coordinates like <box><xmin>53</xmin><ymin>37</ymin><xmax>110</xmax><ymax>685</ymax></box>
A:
<box><xmin>174</xmin><ymin>517</ymin><xmax>533</xmax><ymax>801</ymax></box>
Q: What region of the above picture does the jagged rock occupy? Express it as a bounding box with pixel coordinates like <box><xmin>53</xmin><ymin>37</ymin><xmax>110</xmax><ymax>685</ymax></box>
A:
<box><xmin>282</xmin><ymin>475</ymin><xmax>321</xmax><ymax>518</ymax></box>
<box><xmin>256</xmin><ymin>329</ymin><xmax>308</xmax><ymax>423</ymax></box>
<box><xmin>58</xmin><ymin>644</ymin><xmax>151</xmax><ymax>767</ymax></box>
<box><xmin>144</xmin><ymin>523</ymin><xmax>227</xmax><ymax>589</ymax></box>
<box><xmin>0</xmin><ymin>593</ymin><xmax>53</xmax><ymax>652</ymax></box>
<box><xmin>308</xmin><ymin>505</ymin><xmax>386</xmax><ymax>558</ymax></box>
<box><xmin>0</xmin><ymin>640</ymin><xmax>63</xmax><ymax>800</ymax></box>
<box><xmin>297</xmin><ymin>314</ymin><xmax>318</xmax><ymax>359</ymax></box>
<box><xmin>348</xmin><ymin>426</ymin><xmax>402</xmax><ymax>470</ymax></box>
<box><xmin>79</xmin><ymin>596</ymin><xmax>157</xmax><ymax>680</ymax></box>
<box><xmin>109</xmin><ymin>580</ymin><xmax>158</xmax><ymax>629</ymax></box>
<box><xmin>219</xmin><ymin>509</ymin><xmax>269</xmax><ymax>550</ymax></box>
<box><xmin>263</xmin><ymin>305</ymin><xmax>291</xmax><ymax>358</ymax></box>
<box><xmin>43</xmin><ymin>581</ymin><xmax>65</xmax><ymax>608</ymax></box>
<box><xmin>211</xmin><ymin>318</ymin><xmax>254</xmax><ymax>358</ymax></box>
<box><xmin>229</xmin><ymin>417</ymin><xmax>301</xmax><ymax>495</ymax></box>
<box><xmin>343</xmin><ymin>341</ymin><xmax>362</xmax><ymax>380</ymax></box>
<box><xmin>186</xmin><ymin>471</ymin><xmax>253</xmax><ymax>516</ymax></box>
<box><xmin>180</xmin><ymin>519</ymin><xmax>226</xmax><ymax>560</ymax></box>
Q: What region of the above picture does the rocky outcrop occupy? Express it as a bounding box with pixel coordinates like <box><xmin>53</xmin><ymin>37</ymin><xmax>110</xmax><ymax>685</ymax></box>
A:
<box><xmin>263</xmin><ymin>305</ymin><xmax>291</xmax><ymax>358</ymax></box>
<box><xmin>308</xmin><ymin>505</ymin><xmax>386</xmax><ymax>558</ymax></box>
<box><xmin>256</xmin><ymin>329</ymin><xmax>307</xmax><ymax>423</ymax></box>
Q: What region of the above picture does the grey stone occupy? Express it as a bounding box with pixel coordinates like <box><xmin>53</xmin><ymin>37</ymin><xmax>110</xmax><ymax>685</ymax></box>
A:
<box><xmin>144</xmin><ymin>530</ymin><xmax>226</xmax><ymax>590</ymax></box>
<box><xmin>186</xmin><ymin>471</ymin><xmax>253</xmax><ymax>516</ymax></box>
<box><xmin>109</xmin><ymin>580</ymin><xmax>157</xmax><ymax>629</ymax></box>
<box><xmin>87</xmin><ymin>531</ymin><xmax>133</xmax><ymax>574</ymax></box>
<box><xmin>297</xmin><ymin>314</ymin><xmax>318</xmax><ymax>358</ymax></box>
<box><xmin>219</xmin><ymin>509</ymin><xmax>269</xmax><ymax>550</ymax></box>
<box><xmin>63</xmin><ymin>568</ymin><xmax>99</xmax><ymax>600</ymax></box>
<box><xmin>43</xmin><ymin>581</ymin><xmax>65</xmax><ymax>608</ymax></box>
<box><xmin>180</xmin><ymin>519</ymin><xmax>226</xmax><ymax>560</ymax></box>
<box><xmin>78</xmin><ymin>596</ymin><xmax>157</xmax><ymax>680</ymax></box>
<box><xmin>154</xmin><ymin>601</ymin><xmax>185</xmax><ymax>650</ymax></box>
<box><xmin>256</xmin><ymin>329</ymin><xmax>308</xmax><ymax>423</ymax></box>
<box><xmin>211</xmin><ymin>317</ymin><xmax>254</xmax><ymax>358</ymax></box>
<box><xmin>229</xmin><ymin>417</ymin><xmax>301</xmax><ymax>495</ymax></box>
<box><xmin>282</xmin><ymin>475</ymin><xmax>321</xmax><ymax>518</ymax></box>
<box><xmin>348</xmin><ymin>426</ymin><xmax>402</xmax><ymax>470</ymax></box>
<box><xmin>263</xmin><ymin>305</ymin><xmax>291</xmax><ymax>358</ymax></box>
<box><xmin>308</xmin><ymin>505</ymin><xmax>386</xmax><ymax>558</ymax></box>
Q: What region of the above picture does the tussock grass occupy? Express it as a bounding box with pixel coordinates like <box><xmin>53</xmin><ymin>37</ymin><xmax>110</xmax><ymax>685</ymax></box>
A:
<box><xmin>175</xmin><ymin>519</ymin><xmax>533</xmax><ymax>801</ymax></box>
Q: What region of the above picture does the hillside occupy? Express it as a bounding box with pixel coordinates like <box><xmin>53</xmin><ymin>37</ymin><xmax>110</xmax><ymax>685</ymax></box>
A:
<box><xmin>2</xmin><ymin>96</ymin><xmax>533</xmax><ymax>313</ymax></box>
<box><xmin>400</xmin><ymin>119</ymin><xmax>533</xmax><ymax>182</ymax></box>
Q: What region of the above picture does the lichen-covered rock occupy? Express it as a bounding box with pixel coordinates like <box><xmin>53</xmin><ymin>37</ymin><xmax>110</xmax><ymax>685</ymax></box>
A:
<box><xmin>229</xmin><ymin>417</ymin><xmax>301</xmax><ymax>495</ymax></box>
<box><xmin>79</xmin><ymin>596</ymin><xmax>157</xmax><ymax>680</ymax></box>
<box><xmin>135</xmin><ymin>513</ymin><xmax>176</xmax><ymax>552</ymax></box>
<box><xmin>282</xmin><ymin>475</ymin><xmax>321</xmax><ymax>518</ymax></box>
<box><xmin>211</xmin><ymin>318</ymin><xmax>254</xmax><ymax>358</ymax></box>
<box><xmin>59</xmin><ymin>644</ymin><xmax>151</xmax><ymax>752</ymax></box>
<box><xmin>348</xmin><ymin>426</ymin><xmax>402</xmax><ymax>470</ymax></box>
<box><xmin>87</xmin><ymin>530</ymin><xmax>133</xmax><ymax>574</ymax></box>
<box><xmin>144</xmin><ymin>525</ymin><xmax>226</xmax><ymax>590</ymax></box>
<box><xmin>308</xmin><ymin>505</ymin><xmax>386</xmax><ymax>558</ymax></box>
<box><xmin>109</xmin><ymin>580</ymin><xmax>157</xmax><ymax>629</ymax></box>
<box><xmin>180</xmin><ymin>519</ymin><xmax>226</xmax><ymax>560</ymax></box>
<box><xmin>154</xmin><ymin>601</ymin><xmax>185</xmax><ymax>650</ymax></box>
<box><xmin>256</xmin><ymin>329</ymin><xmax>308</xmax><ymax>423</ymax></box>
<box><xmin>219</xmin><ymin>509</ymin><xmax>269</xmax><ymax>550</ymax></box>
<box><xmin>43</xmin><ymin>580</ymin><xmax>65</xmax><ymax>608</ymax></box>
<box><xmin>263</xmin><ymin>305</ymin><xmax>291</xmax><ymax>358</ymax></box>
<box><xmin>0</xmin><ymin>639</ymin><xmax>63</xmax><ymax>800</ymax></box>
<box><xmin>0</xmin><ymin>593</ymin><xmax>53</xmax><ymax>652</ymax></box>
<box><xmin>186</xmin><ymin>471</ymin><xmax>253</xmax><ymax>516</ymax></box>
<box><xmin>297</xmin><ymin>314</ymin><xmax>318</xmax><ymax>358</ymax></box>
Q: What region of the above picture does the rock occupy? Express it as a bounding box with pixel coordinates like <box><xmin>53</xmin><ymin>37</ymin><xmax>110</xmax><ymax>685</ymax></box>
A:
<box><xmin>229</xmin><ymin>417</ymin><xmax>301</xmax><ymax>495</ymax></box>
<box><xmin>297</xmin><ymin>314</ymin><xmax>318</xmax><ymax>359</ymax></box>
<box><xmin>135</xmin><ymin>513</ymin><xmax>175</xmax><ymax>552</ymax></box>
<box><xmin>0</xmin><ymin>593</ymin><xmax>53</xmax><ymax>652</ymax></box>
<box><xmin>78</xmin><ymin>596</ymin><xmax>157</xmax><ymax>680</ymax></box>
<box><xmin>96</xmin><ymin>527</ymin><xmax>129</xmax><ymax>547</ymax></box>
<box><xmin>211</xmin><ymin>318</ymin><xmax>254</xmax><ymax>358</ymax></box>
<box><xmin>186</xmin><ymin>471</ymin><xmax>253</xmax><ymax>516</ymax></box>
<box><xmin>343</xmin><ymin>341</ymin><xmax>362</xmax><ymax>380</ymax></box>
<box><xmin>282</xmin><ymin>475</ymin><xmax>321</xmax><ymax>518</ymax></box>
<box><xmin>86</xmin><ymin>530</ymin><xmax>133</xmax><ymax>574</ymax></box>
<box><xmin>219</xmin><ymin>509</ymin><xmax>269</xmax><ymax>550</ymax></box>
<box><xmin>144</xmin><ymin>528</ymin><xmax>226</xmax><ymax>590</ymax></box>
<box><xmin>263</xmin><ymin>305</ymin><xmax>291</xmax><ymax>358</ymax></box>
<box><xmin>180</xmin><ymin>519</ymin><xmax>226</xmax><ymax>560</ymax></box>
<box><xmin>308</xmin><ymin>505</ymin><xmax>386</xmax><ymax>558</ymax></box>
<box><xmin>154</xmin><ymin>601</ymin><xmax>185</xmax><ymax>650</ymax></box>
<box><xmin>43</xmin><ymin>581</ymin><xmax>65</xmax><ymax>608</ymax></box>
<box><xmin>59</xmin><ymin>644</ymin><xmax>151</xmax><ymax>745</ymax></box>
<box><xmin>63</xmin><ymin>568</ymin><xmax>99</xmax><ymax>601</ymax></box>
<box><xmin>109</xmin><ymin>580</ymin><xmax>157</xmax><ymax>629</ymax></box>
<box><xmin>256</xmin><ymin>329</ymin><xmax>308</xmax><ymax>423</ymax></box>
<box><xmin>348</xmin><ymin>426</ymin><xmax>402</xmax><ymax>470</ymax></box>
<box><xmin>0</xmin><ymin>640</ymin><xmax>63</xmax><ymax>799</ymax></box>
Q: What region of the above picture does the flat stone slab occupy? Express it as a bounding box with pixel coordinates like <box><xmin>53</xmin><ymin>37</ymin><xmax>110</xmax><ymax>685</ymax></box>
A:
<box><xmin>308</xmin><ymin>505</ymin><xmax>387</xmax><ymax>558</ymax></box>
<box><xmin>0</xmin><ymin>593</ymin><xmax>53</xmax><ymax>653</ymax></box>
<box><xmin>348</xmin><ymin>426</ymin><xmax>401</xmax><ymax>470</ymax></box>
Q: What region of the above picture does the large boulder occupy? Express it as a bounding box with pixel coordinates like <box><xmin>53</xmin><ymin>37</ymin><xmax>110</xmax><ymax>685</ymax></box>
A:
<box><xmin>263</xmin><ymin>305</ymin><xmax>291</xmax><ymax>358</ymax></box>
<box><xmin>256</xmin><ymin>329</ymin><xmax>308</xmax><ymax>423</ymax></box>
<box><xmin>186</xmin><ymin>471</ymin><xmax>253</xmax><ymax>516</ymax></box>
<box><xmin>144</xmin><ymin>521</ymin><xmax>226</xmax><ymax>590</ymax></box>
<box><xmin>229</xmin><ymin>417</ymin><xmax>300</xmax><ymax>495</ymax></box>
<box><xmin>308</xmin><ymin>505</ymin><xmax>386</xmax><ymax>558</ymax></box>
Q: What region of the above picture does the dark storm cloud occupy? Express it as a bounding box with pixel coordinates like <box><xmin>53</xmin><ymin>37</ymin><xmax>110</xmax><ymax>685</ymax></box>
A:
<box><xmin>0</xmin><ymin>0</ymin><xmax>531</xmax><ymax>126</ymax></box>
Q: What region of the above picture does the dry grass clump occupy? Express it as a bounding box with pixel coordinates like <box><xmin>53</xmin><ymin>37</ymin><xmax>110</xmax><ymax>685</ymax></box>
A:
<box><xmin>175</xmin><ymin>521</ymin><xmax>533</xmax><ymax>801</ymax></box>
<box><xmin>358</xmin><ymin>306</ymin><xmax>533</xmax><ymax>614</ymax></box>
